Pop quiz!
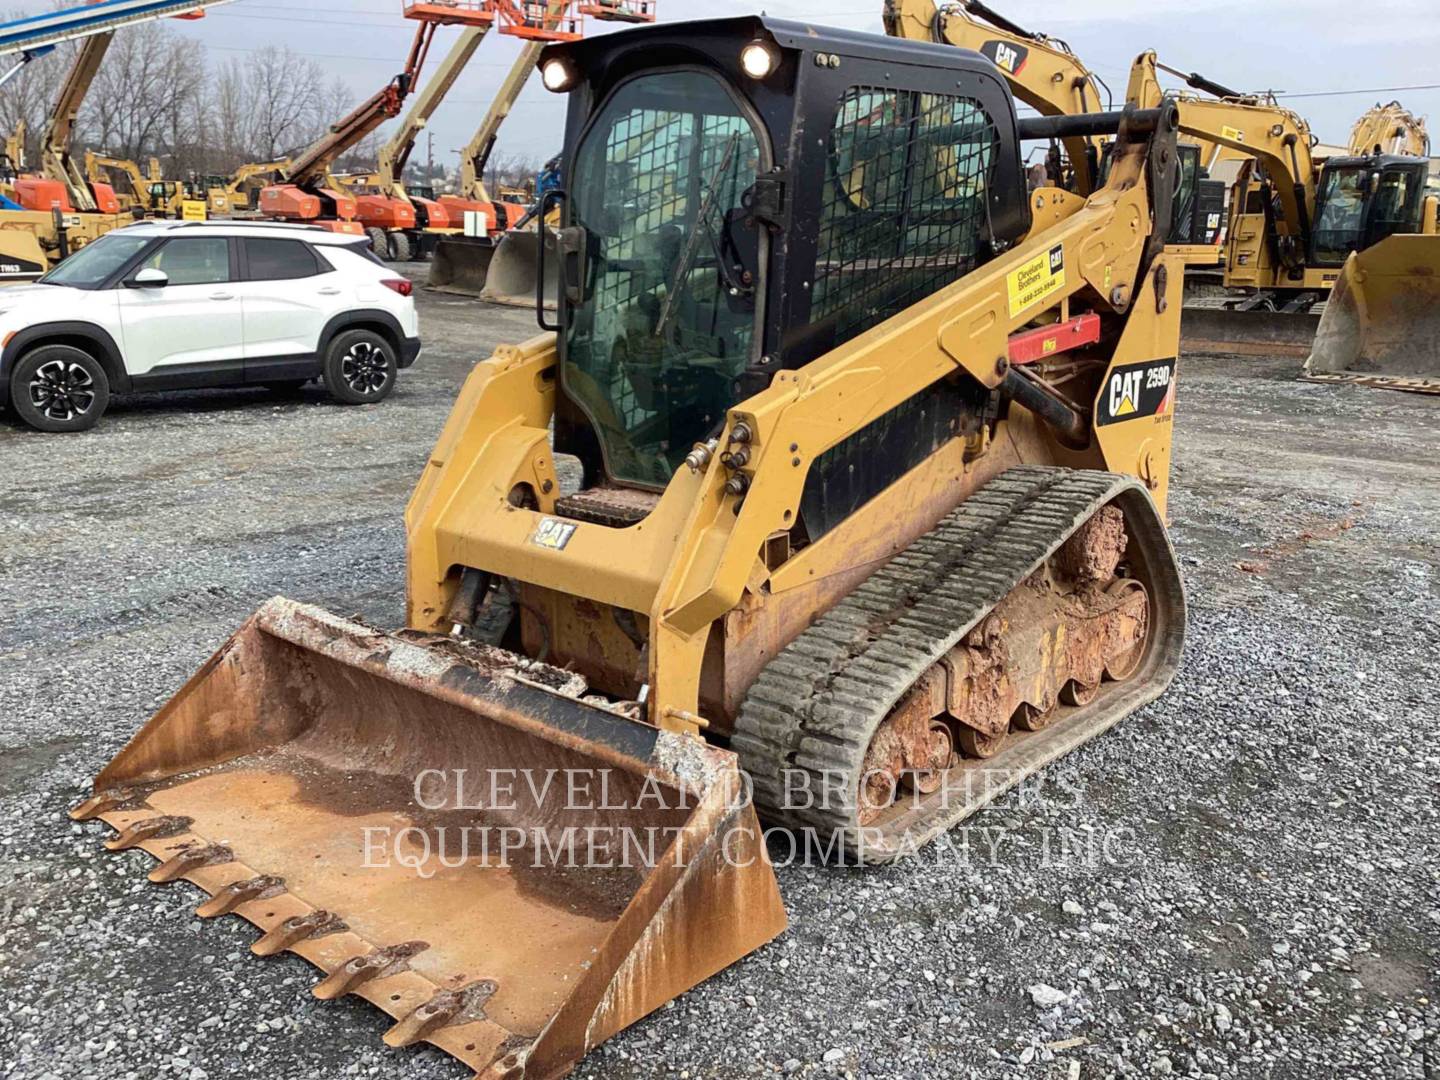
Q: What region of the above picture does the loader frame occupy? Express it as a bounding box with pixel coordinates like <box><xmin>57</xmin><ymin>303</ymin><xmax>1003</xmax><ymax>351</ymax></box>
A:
<box><xmin>407</xmin><ymin>17</ymin><xmax>1186</xmax><ymax>737</ymax></box>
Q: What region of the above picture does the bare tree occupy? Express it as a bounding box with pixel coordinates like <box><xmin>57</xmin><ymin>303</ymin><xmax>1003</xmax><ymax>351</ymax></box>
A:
<box><xmin>0</xmin><ymin>18</ymin><xmax>361</xmax><ymax>181</ymax></box>
<box><xmin>241</xmin><ymin>46</ymin><xmax>334</xmax><ymax>161</ymax></box>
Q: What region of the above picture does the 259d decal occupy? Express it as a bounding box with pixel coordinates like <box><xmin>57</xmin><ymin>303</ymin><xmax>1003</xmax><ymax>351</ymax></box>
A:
<box><xmin>1098</xmin><ymin>359</ymin><xmax>1177</xmax><ymax>426</ymax></box>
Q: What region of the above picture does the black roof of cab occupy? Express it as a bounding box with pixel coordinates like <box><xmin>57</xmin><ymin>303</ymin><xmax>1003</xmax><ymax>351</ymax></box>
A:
<box><xmin>543</xmin><ymin>14</ymin><xmax>998</xmax><ymax>84</ymax></box>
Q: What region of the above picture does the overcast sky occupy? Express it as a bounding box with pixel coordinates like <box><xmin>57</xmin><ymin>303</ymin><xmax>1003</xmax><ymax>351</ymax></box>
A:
<box><xmin>12</xmin><ymin>0</ymin><xmax>1440</xmax><ymax>164</ymax></box>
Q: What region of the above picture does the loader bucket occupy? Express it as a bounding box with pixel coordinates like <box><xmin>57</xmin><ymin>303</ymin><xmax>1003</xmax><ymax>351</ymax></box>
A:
<box><xmin>1304</xmin><ymin>235</ymin><xmax>1440</xmax><ymax>394</ymax></box>
<box><xmin>73</xmin><ymin>598</ymin><xmax>786</xmax><ymax>1080</ymax></box>
<box><xmin>1180</xmin><ymin>305</ymin><xmax>1321</xmax><ymax>358</ymax></box>
<box><xmin>429</xmin><ymin>235</ymin><xmax>498</xmax><ymax>296</ymax></box>
<box><xmin>479</xmin><ymin>228</ymin><xmax>559</xmax><ymax>311</ymax></box>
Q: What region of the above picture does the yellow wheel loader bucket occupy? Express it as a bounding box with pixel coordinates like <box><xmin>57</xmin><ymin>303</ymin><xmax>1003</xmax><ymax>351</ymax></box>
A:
<box><xmin>1305</xmin><ymin>235</ymin><xmax>1440</xmax><ymax>394</ymax></box>
<box><xmin>73</xmin><ymin>598</ymin><xmax>786</xmax><ymax>1079</ymax></box>
<box><xmin>429</xmin><ymin>234</ymin><xmax>499</xmax><ymax>296</ymax></box>
<box><xmin>479</xmin><ymin>228</ymin><xmax>559</xmax><ymax>311</ymax></box>
<box><xmin>427</xmin><ymin>229</ymin><xmax>559</xmax><ymax>310</ymax></box>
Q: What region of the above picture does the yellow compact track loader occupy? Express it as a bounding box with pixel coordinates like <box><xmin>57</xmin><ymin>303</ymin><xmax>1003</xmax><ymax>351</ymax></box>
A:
<box><xmin>76</xmin><ymin>17</ymin><xmax>1190</xmax><ymax>1078</ymax></box>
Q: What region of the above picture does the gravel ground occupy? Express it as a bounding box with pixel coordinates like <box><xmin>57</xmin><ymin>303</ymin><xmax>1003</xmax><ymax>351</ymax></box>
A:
<box><xmin>1</xmin><ymin>272</ymin><xmax>1435</xmax><ymax>1080</ymax></box>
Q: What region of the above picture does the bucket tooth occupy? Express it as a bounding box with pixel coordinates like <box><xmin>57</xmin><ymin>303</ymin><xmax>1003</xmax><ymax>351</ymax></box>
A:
<box><xmin>105</xmin><ymin>815</ymin><xmax>192</xmax><ymax>852</ymax></box>
<box><xmin>70</xmin><ymin>789</ymin><xmax>137</xmax><ymax>822</ymax></box>
<box><xmin>196</xmin><ymin>875</ymin><xmax>286</xmax><ymax>919</ymax></box>
<box><xmin>149</xmin><ymin>843</ymin><xmax>235</xmax><ymax>884</ymax></box>
<box><xmin>252</xmin><ymin>910</ymin><xmax>348</xmax><ymax>958</ymax></box>
<box><xmin>312</xmin><ymin>941</ymin><xmax>430</xmax><ymax>1001</ymax></box>
<box><xmin>383</xmin><ymin>980</ymin><xmax>498</xmax><ymax>1048</ymax></box>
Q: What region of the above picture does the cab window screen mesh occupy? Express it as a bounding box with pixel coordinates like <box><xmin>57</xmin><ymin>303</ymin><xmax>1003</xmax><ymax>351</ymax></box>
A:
<box><xmin>565</xmin><ymin>71</ymin><xmax>761</xmax><ymax>487</ymax></box>
<box><xmin>811</xmin><ymin>87</ymin><xmax>998</xmax><ymax>343</ymax></box>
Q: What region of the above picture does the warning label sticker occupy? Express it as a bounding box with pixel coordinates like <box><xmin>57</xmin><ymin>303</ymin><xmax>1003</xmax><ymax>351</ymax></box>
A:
<box><xmin>1098</xmin><ymin>359</ymin><xmax>1177</xmax><ymax>426</ymax></box>
<box><xmin>1007</xmin><ymin>244</ymin><xmax>1066</xmax><ymax>318</ymax></box>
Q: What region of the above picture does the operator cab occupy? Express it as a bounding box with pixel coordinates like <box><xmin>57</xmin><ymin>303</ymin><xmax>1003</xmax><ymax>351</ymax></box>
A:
<box><xmin>1311</xmin><ymin>155</ymin><xmax>1434</xmax><ymax>267</ymax></box>
<box><xmin>537</xmin><ymin>17</ymin><xmax>1032</xmax><ymax>492</ymax></box>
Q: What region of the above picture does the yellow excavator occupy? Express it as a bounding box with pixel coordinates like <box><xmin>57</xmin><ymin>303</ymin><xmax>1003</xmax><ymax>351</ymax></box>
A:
<box><xmin>1347</xmin><ymin>101</ymin><xmax>1429</xmax><ymax>158</ymax></box>
<box><xmin>1163</xmin><ymin>91</ymin><xmax>1439</xmax><ymax>388</ymax></box>
<box><xmin>79</xmin><ymin>14</ymin><xmax>1197</xmax><ymax>1077</ymax></box>
<box><xmin>2</xmin><ymin>119</ymin><xmax>25</xmax><ymax>176</ymax></box>
<box><xmin>884</xmin><ymin>1</ymin><xmax>1233</xmax><ymax>263</ymax></box>
<box><xmin>1298</xmin><ymin>101</ymin><xmax>1438</xmax><ymax>393</ymax></box>
<box><xmin>85</xmin><ymin>152</ymin><xmax>213</xmax><ymax>219</ymax></box>
<box><xmin>83</xmin><ymin>151</ymin><xmax>149</xmax><ymax>210</ymax></box>
<box><xmin>224</xmin><ymin>158</ymin><xmax>290</xmax><ymax>214</ymax></box>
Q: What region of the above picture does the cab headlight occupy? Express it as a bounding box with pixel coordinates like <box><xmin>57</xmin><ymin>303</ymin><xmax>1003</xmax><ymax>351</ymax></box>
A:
<box><xmin>740</xmin><ymin>40</ymin><xmax>779</xmax><ymax>80</ymax></box>
<box><xmin>541</xmin><ymin>57</ymin><xmax>579</xmax><ymax>93</ymax></box>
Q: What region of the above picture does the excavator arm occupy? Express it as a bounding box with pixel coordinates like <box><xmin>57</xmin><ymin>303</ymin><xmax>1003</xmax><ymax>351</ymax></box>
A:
<box><xmin>1348</xmin><ymin>102</ymin><xmax>1430</xmax><ymax>158</ymax></box>
<box><xmin>84</xmin><ymin>151</ymin><xmax>146</xmax><ymax>196</ymax></box>
<box><xmin>884</xmin><ymin>0</ymin><xmax>1107</xmax><ymax>192</ymax></box>
<box><xmin>1171</xmin><ymin>96</ymin><xmax>1317</xmax><ymax>249</ymax></box>
<box><xmin>1125</xmin><ymin>50</ymin><xmax>1257</xmax><ymax>169</ymax></box>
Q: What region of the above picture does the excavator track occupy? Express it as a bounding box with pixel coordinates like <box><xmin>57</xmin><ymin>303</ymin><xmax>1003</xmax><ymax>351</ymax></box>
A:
<box><xmin>732</xmin><ymin>466</ymin><xmax>1186</xmax><ymax>864</ymax></box>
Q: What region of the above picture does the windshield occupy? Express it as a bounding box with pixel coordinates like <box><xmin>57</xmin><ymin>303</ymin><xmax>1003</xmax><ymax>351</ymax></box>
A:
<box><xmin>1168</xmin><ymin>145</ymin><xmax>1200</xmax><ymax>244</ymax></box>
<box><xmin>563</xmin><ymin>70</ymin><xmax>763</xmax><ymax>488</ymax></box>
<box><xmin>1367</xmin><ymin>167</ymin><xmax>1421</xmax><ymax>244</ymax></box>
<box><xmin>1312</xmin><ymin>165</ymin><xmax>1367</xmax><ymax>265</ymax></box>
<box><xmin>39</xmin><ymin>231</ymin><xmax>153</xmax><ymax>289</ymax></box>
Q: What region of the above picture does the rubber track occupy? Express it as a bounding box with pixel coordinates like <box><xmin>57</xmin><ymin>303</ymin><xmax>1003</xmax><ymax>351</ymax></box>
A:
<box><xmin>732</xmin><ymin>466</ymin><xmax>1165</xmax><ymax>862</ymax></box>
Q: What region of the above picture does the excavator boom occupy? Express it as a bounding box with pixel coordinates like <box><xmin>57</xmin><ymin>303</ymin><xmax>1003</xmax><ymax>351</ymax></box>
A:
<box><xmin>1348</xmin><ymin>101</ymin><xmax>1430</xmax><ymax>158</ymax></box>
<box><xmin>884</xmin><ymin>0</ymin><xmax>1106</xmax><ymax>192</ymax></box>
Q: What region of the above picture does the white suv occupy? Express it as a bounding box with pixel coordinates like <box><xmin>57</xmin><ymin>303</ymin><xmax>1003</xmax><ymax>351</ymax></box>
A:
<box><xmin>0</xmin><ymin>221</ymin><xmax>421</xmax><ymax>432</ymax></box>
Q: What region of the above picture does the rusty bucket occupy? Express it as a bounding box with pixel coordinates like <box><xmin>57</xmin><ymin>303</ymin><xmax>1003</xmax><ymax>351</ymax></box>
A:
<box><xmin>74</xmin><ymin>599</ymin><xmax>786</xmax><ymax>1079</ymax></box>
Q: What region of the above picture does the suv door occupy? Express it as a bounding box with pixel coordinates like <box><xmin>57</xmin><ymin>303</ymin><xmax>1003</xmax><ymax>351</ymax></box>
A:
<box><xmin>115</xmin><ymin>236</ymin><xmax>244</xmax><ymax>382</ymax></box>
<box><xmin>235</xmin><ymin>237</ymin><xmax>351</xmax><ymax>383</ymax></box>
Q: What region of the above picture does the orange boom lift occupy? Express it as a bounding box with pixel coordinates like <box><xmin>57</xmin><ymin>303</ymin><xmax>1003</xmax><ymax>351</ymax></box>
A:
<box><xmin>259</xmin><ymin>2</ymin><xmax>491</xmax><ymax>233</ymax></box>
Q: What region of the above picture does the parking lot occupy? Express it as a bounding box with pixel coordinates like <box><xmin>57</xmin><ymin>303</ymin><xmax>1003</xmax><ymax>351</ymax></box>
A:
<box><xmin>1</xmin><ymin>274</ymin><xmax>1436</xmax><ymax>1079</ymax></box>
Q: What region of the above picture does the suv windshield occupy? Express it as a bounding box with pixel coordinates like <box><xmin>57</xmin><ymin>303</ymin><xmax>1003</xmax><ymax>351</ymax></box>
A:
<box><xmin>563</xmin><ymin>70</ymin><xmax>763</xmax><ymax>488</ymax></box>
<box><xmin>39</xmin><ymin>231</ymin><xmax>153</xmax><ymax>289</ymax></box>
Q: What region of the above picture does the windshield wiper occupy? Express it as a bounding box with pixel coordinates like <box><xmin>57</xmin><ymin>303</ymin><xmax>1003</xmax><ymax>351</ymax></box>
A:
<box><xmin>654</xmin><ymin>131</ymin><xmax>741</xmax><ymax>340</ymax></box>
